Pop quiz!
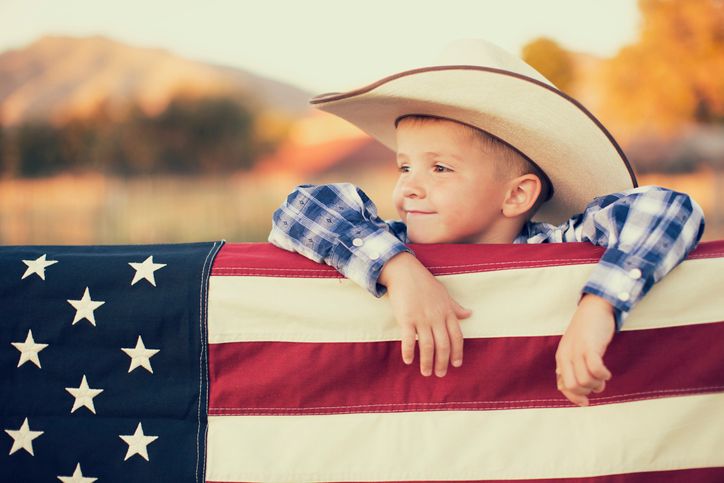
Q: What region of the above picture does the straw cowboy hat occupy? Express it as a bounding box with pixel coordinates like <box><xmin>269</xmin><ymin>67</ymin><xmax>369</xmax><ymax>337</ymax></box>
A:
<box><xmin>309</xmin><ymin>38</ymin><xmax>638</xmax><ymax>225</ymax></box>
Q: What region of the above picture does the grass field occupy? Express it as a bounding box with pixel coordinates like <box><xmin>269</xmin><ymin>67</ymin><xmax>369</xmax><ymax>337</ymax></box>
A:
<box><xmin>1</xmin><ymin>169</ymin><xmax>721</xmax><ymax>245</ymax></box>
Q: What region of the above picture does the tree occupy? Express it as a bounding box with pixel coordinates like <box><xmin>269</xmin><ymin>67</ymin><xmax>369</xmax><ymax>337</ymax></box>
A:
<box><xmin>151</xmin><ymin>96</ymin><xmax>259</xmax><ymax>174</ymax></box>
<box><xmin>7</xmin><ymin>94</ymin><xmax>282</xmax><ymax>177</ymax></box>
<box><xmin>16</xmin><ymin>122</ymin><xmax>66</xmax><ymax>177</ymax></box>
<box><xmin>521</xmin><ymin>37</ymin><xmax>575</xmax><ymax>93</ymax></box>
<box><xmin>601</xmin><ymin>0</ymin><xmax>723</xmax><ymax>136</ymax></box>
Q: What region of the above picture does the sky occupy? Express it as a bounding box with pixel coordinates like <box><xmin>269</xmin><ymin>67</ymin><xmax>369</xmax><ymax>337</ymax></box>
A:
<box><xmin>0</xmin><ymin>0</ymin><xmax>642</xmax><ymax>94</ymax></box>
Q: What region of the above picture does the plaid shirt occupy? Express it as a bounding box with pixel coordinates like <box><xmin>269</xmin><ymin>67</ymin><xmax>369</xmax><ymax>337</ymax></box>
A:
<box><xmin>268</xmin><ymin>183</ymin><xmax>706</xmax><ymax>331</ymax></box>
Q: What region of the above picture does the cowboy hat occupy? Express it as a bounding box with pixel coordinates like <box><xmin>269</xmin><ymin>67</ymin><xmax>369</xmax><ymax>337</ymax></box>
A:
<box><xmin>308</xmin><ymin>38</ymin><xmax>637</xmax><ymax>225</ymax></box>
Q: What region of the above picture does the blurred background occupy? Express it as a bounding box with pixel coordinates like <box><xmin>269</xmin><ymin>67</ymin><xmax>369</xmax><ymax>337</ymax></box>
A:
<box><xmin>0</xmin><ymin>0</ymin><xmax>722</xmax><ymax>244</ymax></box>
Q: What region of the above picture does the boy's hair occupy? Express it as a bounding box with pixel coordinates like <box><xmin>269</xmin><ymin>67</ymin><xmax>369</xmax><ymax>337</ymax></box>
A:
<box><xmin>397</xmin><ymin>115</ymin><xmax>553</xmax><ymax>219</ymax></box>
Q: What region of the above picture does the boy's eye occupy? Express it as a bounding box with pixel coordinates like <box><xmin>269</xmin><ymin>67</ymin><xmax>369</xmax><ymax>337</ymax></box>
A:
<box><xmin>397</xmin><ymin>164</ymin><xmax>452</xmax><ymax>173</ymax></box>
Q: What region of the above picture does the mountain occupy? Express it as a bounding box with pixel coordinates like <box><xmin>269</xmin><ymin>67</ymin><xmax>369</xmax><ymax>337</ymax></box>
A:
<box><xmin>0</xmin><ymin>35</ymin><xmax>314</xmax><ymax>125</ymax></box>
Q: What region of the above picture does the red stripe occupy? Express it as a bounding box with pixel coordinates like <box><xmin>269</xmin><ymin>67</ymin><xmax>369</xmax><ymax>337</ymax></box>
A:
<box><xmin>206</xmin><ymin>466</ymin><xmax>724</xmax><ymax>483</ymax></box>
<box><xmin>211</xmin><ymin>240</ymin><xmax>724</xmax><ymax>277</ymax></box>
<box><xmin>208</xmin><ymin>321</ymin><xmax>724</xmax><ymax>415</ymax></box>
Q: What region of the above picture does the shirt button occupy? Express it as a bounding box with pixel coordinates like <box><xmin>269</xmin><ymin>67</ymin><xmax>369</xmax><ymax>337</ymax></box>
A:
<box><xmin>369</xmin><ymin>252</ymin><xmax>380</xmax><ymax>260</ymax></box>
<box><xmin>618</xmin><ymin>292</ymin><xmax>630</xmax><ymax>302</ymax></box>
<box><xmin>628</xmin><ymin>268</ymin><xmax>642</xmax><ymax>279</ymax></box>
<box><xmin>352</xmin><ymin>238</ymin><xmax>364</xmax><ymax>247</ymax></box>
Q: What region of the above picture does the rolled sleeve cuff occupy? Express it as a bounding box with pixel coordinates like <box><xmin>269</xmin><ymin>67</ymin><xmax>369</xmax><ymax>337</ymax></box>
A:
<box><xmin>328</xmin><ymin>223</ymin><xmax>413</xmax><ymax>297</ymax></box>
<box><xmin>580</xmin><ymin>247</ymin><xmax>657</xmax><ymax>332</ymax></box>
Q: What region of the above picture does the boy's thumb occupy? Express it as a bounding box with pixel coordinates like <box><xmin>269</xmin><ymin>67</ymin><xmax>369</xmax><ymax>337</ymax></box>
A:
<box><xmin>453</xmin><ymin>301</ymin><xmax>473</xmax><ymax>319</ymax></box>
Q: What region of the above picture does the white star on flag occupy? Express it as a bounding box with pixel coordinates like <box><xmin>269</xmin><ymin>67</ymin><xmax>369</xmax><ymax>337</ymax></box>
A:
<box><xmin>11</xmin><ymin>329</ymin><xmax>48</xmax><ymax>368</ymax></box>
<box><xmin>67</xmin><ymin>287</ymin><xmax>105</xmax><ymax>326</ymax></box>
<box><xmin>119</xmin><ymin>422</ymin><xmax>158</xmax><ymax>461</ymax></box>
<box><xmin>121</xmin><ymin>336</ymin><xmax>160</xmax><ymax>373</ymax></box>
<box><xmin>4</xmin><ymin>417</ymin><xmax>43</xmax><ymax>456</ymax></box>
<box><xmin>21</xmin><ymin>254</ymin><xmax>58</xmax><ymax>280</ymax></box>
<box><xmin>57</xmin><ymin>463</ymin><xmax>98</xmax><ymax>483</ymax></box>
<box><xmin>65</xmin><ymin>375</ymin><xmax>104</xmax><ymax>414</ymax></box>
<box><xmin>129</xmin><ymin>256</ymin><xmax>167</xmax><ymax>287</ymax></box>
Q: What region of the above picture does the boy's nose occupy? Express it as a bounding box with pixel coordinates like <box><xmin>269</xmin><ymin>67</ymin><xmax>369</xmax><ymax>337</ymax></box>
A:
<box><xmin>402</xmin><ymin>173</ymin><xmax>426</xmax><ymax>198</ymax></box>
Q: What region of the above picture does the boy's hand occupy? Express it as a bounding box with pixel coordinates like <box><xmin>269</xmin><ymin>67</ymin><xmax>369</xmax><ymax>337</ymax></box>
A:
<box><xmin>379</xmin><ymin>252</ymin><xmax>472</xmax><ymax>377</ymax></box>
<box><xmin>555</xmin><ymin>293</ymin><xmax>615</xmax><ymax>406</ymax></box>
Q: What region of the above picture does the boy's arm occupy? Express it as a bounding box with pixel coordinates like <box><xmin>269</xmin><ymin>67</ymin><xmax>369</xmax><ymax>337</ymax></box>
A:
<box><xmin>542</xmin><ymin>186</ymin><xmax>705</xmax><ymax>406</ymax></box>
<box><xmin>529</xmin><ymin>185</ymin><xmax>706</xmax><ymax>331</ymax></box>
<box><xmin>268</xmin><ymin>182</ymin><xmax>413</xmax><ymax>296</ymax></box>
<box><xmin>269</xmin><ymin>182</ymin><xmax>472</xmax><ymax>377</ymax></box>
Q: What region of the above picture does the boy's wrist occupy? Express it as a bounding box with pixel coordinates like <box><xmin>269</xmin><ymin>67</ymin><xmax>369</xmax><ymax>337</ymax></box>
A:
<box><xmin>578</xmin><ymin>293</ymin><xmax>618</xmax><ymax>334</ymax></box>
<box><xmin>579</xmin><ymin>290</ymin><xmax>625</xmax><ymax>332</ymax></box>
<box><xmin>579</xmin><ymin>293</ymin><xmax>615</xmax><ymax>314</ymax></box>
<box><xmin>378</xmin><ymin>251</ymin><xmax>419</xmax><ymax>288</ymax></box>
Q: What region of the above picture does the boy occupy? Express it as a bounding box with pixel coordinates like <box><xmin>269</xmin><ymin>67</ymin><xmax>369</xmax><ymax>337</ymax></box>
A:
<box><xmin>268</xmin><ymin>39</ymin><xmax>705</xmax><ymax>407</ymax></box>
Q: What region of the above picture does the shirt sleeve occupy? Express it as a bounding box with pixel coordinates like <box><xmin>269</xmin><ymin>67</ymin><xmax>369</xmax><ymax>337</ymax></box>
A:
<box><xmin>524</xmin><ymin>185</ymin><xmax>706</xmax><ymax>331</ymax></box>
<box><xmin>268</xmin><ymin>182</ymin><xmax>413</xmax><ymax>297</ymax></box>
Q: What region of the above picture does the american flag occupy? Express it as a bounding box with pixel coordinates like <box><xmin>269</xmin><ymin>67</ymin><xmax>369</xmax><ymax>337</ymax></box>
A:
<box><xmin>2</xmin><ymin>240</ymin><xmax>723</xmax><ymax>482</ymax></box>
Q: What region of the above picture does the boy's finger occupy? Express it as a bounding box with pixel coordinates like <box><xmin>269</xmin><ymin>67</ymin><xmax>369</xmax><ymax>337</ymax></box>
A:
<box><xmin>452</xmin><ymin>300</ymin><xmax>473</xmax><ymax>319</ymax></box>
<box><xmin>400</xmin><ymin>325</ymin><xmax>417</xmax><ymax>365</ymax></box>
<box><xmin>562</xmin><ymin>361</ymin><xmax>591</xmax><ymax>396</ymax></box>
<box><xmin>592</xmin><ymin>380</ymin><xmax>606</xmax><ymax>393</ymax></box>
<box><xmin>558</xmin><ymin>361</ymin><xmax>578</xmax><ymax>391</ymax></box>
<box><xmin>417</xmin><ymin>327</ymin><xmax>435</xmax><ymax>377</ymax></box>
<box><xmin>565</xmin><ymin>390</ymin><xmax>590</xmax><ymax>407</ymax></box>
<box><xmin>584</xmin><ymin>351</ymin><xmax>612</xmax><ymax>381</ymax></box>
<box><xmin>432</xmin><ymin>324</ymin><xmax>451</xmax><ymax>377</ymax></box>
<box><xmin>557</xmin><ymin>377</ymin><xmax>589</xmax><ymax>406</ymax></box>
<box><xmin>446</xmin><ymin>315</ymin><xmax>464</xmax><ymax>367</ymax></box>
<box><xmin>573</xmin><ymin>355</ymin><xmax>600</xmax><ymax>391</ymax></box>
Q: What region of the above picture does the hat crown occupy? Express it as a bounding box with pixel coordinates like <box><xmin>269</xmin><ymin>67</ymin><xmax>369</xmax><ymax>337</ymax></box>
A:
<box><xmin>432</xmin><ymin>38</ymin><xmax>555</xmax><ymax>87</ymax></box>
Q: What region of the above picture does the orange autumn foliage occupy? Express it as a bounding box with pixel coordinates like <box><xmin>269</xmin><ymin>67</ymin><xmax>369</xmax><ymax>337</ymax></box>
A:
<box><xmin>600</xmin><ymin>0</ymin><xmax>723</xmax><ymax>139</ymax></box>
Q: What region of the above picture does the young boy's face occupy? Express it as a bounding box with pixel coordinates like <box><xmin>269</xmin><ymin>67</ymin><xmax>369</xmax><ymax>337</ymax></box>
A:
<box><xmin>393</xmin><ymin>118</ymin><xmax>509</xmax><ymax>244</ymax></box>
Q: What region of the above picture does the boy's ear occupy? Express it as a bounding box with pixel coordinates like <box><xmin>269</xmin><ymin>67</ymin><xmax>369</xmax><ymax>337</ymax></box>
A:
<box><xmin>501</xmin><ymin>174</ymin><xmax>542</xmax><ymax>218</ymax></box>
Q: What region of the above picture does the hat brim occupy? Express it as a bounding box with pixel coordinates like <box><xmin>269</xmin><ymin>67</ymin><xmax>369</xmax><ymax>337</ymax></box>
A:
<box><xmin>310</xmin><ymin>65</ymin><xmax>637</xmax><ymax>226</ymax></box>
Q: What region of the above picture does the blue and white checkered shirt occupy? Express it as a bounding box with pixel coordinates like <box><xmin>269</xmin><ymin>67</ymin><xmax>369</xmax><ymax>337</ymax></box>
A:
<box><xmin>268</xmin><ymin>183</ymin><xmax>706</xmax><ymax>331</ymax></box>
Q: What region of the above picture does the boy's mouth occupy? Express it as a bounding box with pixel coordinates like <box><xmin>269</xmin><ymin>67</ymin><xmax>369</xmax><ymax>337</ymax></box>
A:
<box><xmin>406</xmin><ymin>210</ymin><xmax>436</xmax><ymax>216</ymax></box>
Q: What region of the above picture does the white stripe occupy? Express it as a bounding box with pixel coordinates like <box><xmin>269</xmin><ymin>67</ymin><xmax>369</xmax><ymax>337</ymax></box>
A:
<box><xmin>208</xmin><ymin>257</ymin><xmax>724</xmax><ymax>343</ymax></box>
<box><xmin>205</xmin><ymin>392</ymin><xmax>724</xmax><ymax>482</ymax></box>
